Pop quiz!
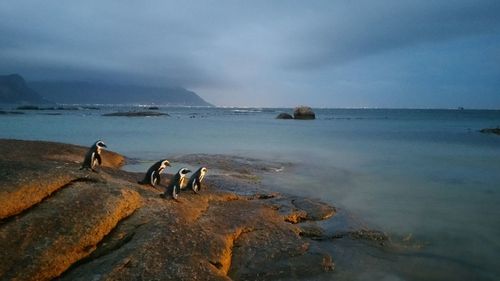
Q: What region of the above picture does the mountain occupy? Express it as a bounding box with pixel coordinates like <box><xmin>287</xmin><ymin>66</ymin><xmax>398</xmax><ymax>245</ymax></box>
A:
<box><xmin>0</xmin><ymin>74</ymin><xmax>51</xmax><ymax>104</ymax></box>
<box><xmin>29</xmin><ymin>81</ymin><xmax>213</xmax><ymax>106</ymax></box>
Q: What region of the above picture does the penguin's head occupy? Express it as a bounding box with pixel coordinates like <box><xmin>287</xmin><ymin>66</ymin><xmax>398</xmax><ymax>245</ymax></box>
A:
<box><xmin>200</xmin><ymin>167</ymin><xmax>208</xmax><ymax>175</ymax></box>
<box><xmin>178</xmin><ymin>168</ymin><xmax>191</xmax><ymax>178</ymax></box>
<box><xmin>160</xmin><ymin>159</ymin><xmax>171</xmax><ymax>170</ymax></box>
<box><xmin>199</xmin><ymin>167</ymin><xmax>207</xmax><ymax>182</ymax></box>
<box><xmin>95</xmin><ymin>140</ymin><xmax>107</xmax><ymax>149</ymax></box>
<box><xmin>95</xmin><ymin>140</ymin><xmax>107</xmax><ymax>152</ymax></box>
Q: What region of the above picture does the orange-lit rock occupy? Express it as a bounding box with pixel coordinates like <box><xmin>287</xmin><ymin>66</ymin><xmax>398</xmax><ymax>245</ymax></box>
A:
<box><xmin>0</xmin><ymin>139</ymin><xmax>388</xmax><ymax>281</ymax></box>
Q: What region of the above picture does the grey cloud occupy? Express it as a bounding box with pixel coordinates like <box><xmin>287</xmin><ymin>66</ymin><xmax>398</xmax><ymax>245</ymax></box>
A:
<box><xmin>284</xmin><ymin>0</ymin><xmax>500</xmax><ymax>70</ymax></box>
<box><xmin>0</xmin><ymin>0</ymin><xmax>499</xmax><ymax>107</ymax></box>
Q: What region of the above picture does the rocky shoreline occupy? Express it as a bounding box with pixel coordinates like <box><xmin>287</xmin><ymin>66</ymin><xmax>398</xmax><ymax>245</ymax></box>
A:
<box><xmin>0</xmin><ymin>139</ymin><xmax>402</xmax><ymax>281</ymax></box>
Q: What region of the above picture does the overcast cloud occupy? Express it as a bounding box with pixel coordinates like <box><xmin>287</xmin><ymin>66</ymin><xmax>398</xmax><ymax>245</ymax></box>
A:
<box><xmin>0</xmin><ymin>0</ymin><xmax>499</xmax><ymax>107</ymax></box>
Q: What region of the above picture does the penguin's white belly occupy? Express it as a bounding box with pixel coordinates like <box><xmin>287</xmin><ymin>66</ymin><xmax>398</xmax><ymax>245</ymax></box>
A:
<box><xmin>180</xmin><ymin>177</ymin><xmax>188</xmax><ymax>189</ymax></box>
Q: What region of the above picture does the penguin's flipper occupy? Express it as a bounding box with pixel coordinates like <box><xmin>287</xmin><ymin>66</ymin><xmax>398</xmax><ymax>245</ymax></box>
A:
<box><xmin>155</xmin><ymin>173</ymin><xmax>162</xmax><ymax>186</ymax></box>
<box><xmin>150</xmin><ymin>171</ymin><xmax>157</xmax><ymax>186</ymax></box>
<box><xmin>192</xmin><ymin>180</ymin><xmax>199</xmax><ymax>193</ymax></box>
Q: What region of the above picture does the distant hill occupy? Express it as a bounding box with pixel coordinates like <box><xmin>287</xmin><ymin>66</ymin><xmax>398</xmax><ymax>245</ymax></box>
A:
<box><xmin>29</xmin><ymin>81</ymin><xmax>213</xmax><ymax>106</ymax></box>
<box><xmin>0</xmin><ymin>74</ymin><xmax>51</xmax><ymax>104</ymax></box>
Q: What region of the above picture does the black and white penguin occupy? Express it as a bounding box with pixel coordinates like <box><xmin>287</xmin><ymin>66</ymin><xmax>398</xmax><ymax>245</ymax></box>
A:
<box><xmin>80</xmin><ymin>140</ymin><xmax>107</xmax><ymax>172</ymax></box>
<box><xmin>162</xmin><ymin>168</ymin><xmax>191</xmax><ymax>200</ymax></box>
<box><xmin>186</xmin><ymin>167</ymin><xmax>207</xmax><ymax>193</ymax></box>
<box><xmin>138</xmin><ymin>159</ymin><xmax>171</xmax><ymax>187</ymax></box>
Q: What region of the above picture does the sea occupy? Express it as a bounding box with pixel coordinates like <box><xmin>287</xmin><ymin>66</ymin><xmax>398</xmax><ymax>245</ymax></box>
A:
<box><xmin>1</xmin><ymin>106</ymin><xmax>499</xmax><ymax>280</ymax></box>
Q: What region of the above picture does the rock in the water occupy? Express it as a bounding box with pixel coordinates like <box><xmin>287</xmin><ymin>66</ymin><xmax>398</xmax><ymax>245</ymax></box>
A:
<box><xmin>102</xmin><ymin>111</ymin><xmax>169</xmax><ymax>117</ymax></box>
<box><xmin>0</xmin><ymin>110</ymin><xmax>24</xmax><ymax>115</ymax></box>
<box><xmin>292</xmin><ymin>198</ymin><xmax>336</xmax><ymax>220</ymax></box>
<box><xmin>479</xmin><ymin>127</ymin><xmax>500</xmax><ymax>135</ymax></box>
<box><xmin>298</xmin><ymin>222</ymin><xmax>325</xmax><ymax>238</ymax></box>
<box><xmin>276</xmin><ymin>112</ymin><xmax>293</xmax><ymax>119</ymax></box>
<box><xmin>293</xmin><ymin>106</ymin><xmax>316</xmax><ymax>120</ymax></box>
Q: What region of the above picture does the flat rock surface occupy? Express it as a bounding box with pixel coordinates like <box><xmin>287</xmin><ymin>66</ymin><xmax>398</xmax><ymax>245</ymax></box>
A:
<box><xmin>170</xmin><ymin>154</ymin><xmax>290</xmax><ymax>175</ymax></box>
<box><xmin>0</xmin><ymin>180</ymin><xmax>140</xmax><ymax>281</ymax></box>
<box><xmin>0</xmin><ymin>140</ymin><xmax>125</xmax><ymax>219</ymax></box>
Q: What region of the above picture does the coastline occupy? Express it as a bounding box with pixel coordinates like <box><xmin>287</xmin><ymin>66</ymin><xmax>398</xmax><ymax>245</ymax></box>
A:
<box><xmin>0</xmin><ymin>139</ymin><xmax>400</xmax><ymax>280</ymax></box>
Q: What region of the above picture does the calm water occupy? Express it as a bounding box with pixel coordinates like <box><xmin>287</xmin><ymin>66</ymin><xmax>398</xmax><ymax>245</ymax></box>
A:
<box><xmin>1</xmin><ymin>106</ymin><xmax>500</xmax><ymax>280</ymax></box>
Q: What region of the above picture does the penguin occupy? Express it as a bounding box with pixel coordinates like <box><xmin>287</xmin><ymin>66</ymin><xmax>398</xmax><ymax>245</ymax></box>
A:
<box><xmin>186</xmin><ymin>167</ymin><xmax>207</xmax><ymax>193</ymax></box>
<box><xmin>80</xmin><ymin>140</ymin><xmax>107</xmax><ymax>172</ymax></box>
<box><xmin>162</xmin><ymin>168</ymin><xmax>191</xmax><ymax>200</ymax></box>
<box><xmin>138</xmin><ymin>159</ymin><xmax>170</xmax><ymax>187</ymax></box>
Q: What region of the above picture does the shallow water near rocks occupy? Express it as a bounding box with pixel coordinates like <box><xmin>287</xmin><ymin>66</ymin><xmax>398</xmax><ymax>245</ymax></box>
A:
<box><xmin>1</xmin><ymin>106</ymin><xmax>500</xmax><ymax>280</ymax></box>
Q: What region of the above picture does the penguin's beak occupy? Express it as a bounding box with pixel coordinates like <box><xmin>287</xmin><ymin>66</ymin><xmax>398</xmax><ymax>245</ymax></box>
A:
<box><xmin>186</xmin><ymin>169</ymin><xmax>192</xmax><ymax>173</ymax></box>
<box><xmin>102</xmin><ymin>143</ymin><xmax>107</xmax><ymax>148</ymax></box>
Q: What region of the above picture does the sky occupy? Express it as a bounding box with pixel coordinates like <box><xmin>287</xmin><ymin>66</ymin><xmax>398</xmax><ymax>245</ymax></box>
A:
<box><xmin>0</xmin><ymin>0</ymin><xmax>499</xmax><ymax>108</ymax></box>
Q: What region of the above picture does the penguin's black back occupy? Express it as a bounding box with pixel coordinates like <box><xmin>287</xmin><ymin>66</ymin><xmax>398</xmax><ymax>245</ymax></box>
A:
<box><xmin>81</xmin><ymin>144</ymin><xmax>98</xmax><ymax>168</ymax></box>
<box><xmin>187</xmin><ymin>167</ymin><xmax>203</xmax><ymax>187</ymax></box>
<box><xmin>139</xmin><ymin>160</ymin><xmax>164</xmax><ymax>184</ymax></box>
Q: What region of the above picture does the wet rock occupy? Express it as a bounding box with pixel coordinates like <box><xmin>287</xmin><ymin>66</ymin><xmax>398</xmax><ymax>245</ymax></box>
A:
<box><xmin>0</xmin><ymin>110</ymin><xmax>24</xmax><ymax>115</ymax></box>
<box><xmin>292</xmin><ymin>198</ymin><xmax>336</xmax><ymax>221</ymax></box>
<box><xmin>171</xmin><ymin>153</ymin><xmax>290</xmax><ymax>176</ymax></box>
<box><xmin>247</xmin><ymin>192</ymin><xmax>279</xmax><ymax>200</ymax></box>
<box><xmin>479</xmin><ymin>127</ymin><xmax>500</xmax><ymax>135</ymax></box>
<box><xmin>284</xmin><ymin>210</ymin><xmax>308</xmax><ymax>224</ymax></box>
<box><xmin>102</xmin><ymin>111</ymin><xmax>169</xmax><ymax>117</ymax></box>
<box><xmin>348</xmin><ymin>229</ymin><xmax>388</xmax><ymax>244</ymax></box>
<box><xmin>298</xmin><ymin>222</ymin><xmax>326</xmax><ymax>238</ymax></box>
<box><xmin>276</xmin><ymin>112</ymin><xmax>293</xmax><ymax>119</ymax></box>
<box><xmin>293</xmin><ymin>106</ymin><xmax>316</xmax><ymax>120</ymax></box>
